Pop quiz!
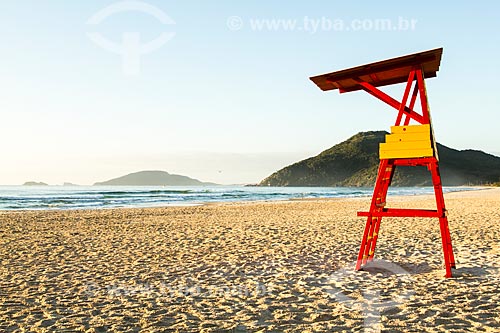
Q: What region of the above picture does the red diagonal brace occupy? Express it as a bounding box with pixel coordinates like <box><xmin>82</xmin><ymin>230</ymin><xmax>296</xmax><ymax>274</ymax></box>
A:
<box><xmin>404</xmin><ymin>83</ymin><xmax>420</xmax><ymax>125</ymax></box>
<box><xmin>355</xmin><ymin>79</ymin><xmax>425</xmax><ymax>124</ymax></box>
<box><xmin>395</xmin><ymin>70</ymin><xmax>416</xmax><ymax>126</ymax></box>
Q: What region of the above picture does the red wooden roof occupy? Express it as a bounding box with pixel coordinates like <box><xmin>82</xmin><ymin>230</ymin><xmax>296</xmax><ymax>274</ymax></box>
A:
<box><xmin>310</xmin><ymin>48</ymin><xmax>443</xmax><ymax>93</ymax></box>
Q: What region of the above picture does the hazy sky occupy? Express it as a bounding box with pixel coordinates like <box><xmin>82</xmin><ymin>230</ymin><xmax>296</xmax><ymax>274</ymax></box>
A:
<box><xmin>1</xmin><ymin>1</ymin><xmax>499</xmax><ymax>185</ymax></box>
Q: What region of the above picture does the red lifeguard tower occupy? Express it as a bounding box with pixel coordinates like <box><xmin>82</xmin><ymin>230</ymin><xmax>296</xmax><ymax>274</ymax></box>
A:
<box><xmin>310</xmin><ymin>48</ymin><xmax>456</xmax><ymax>277</ymax></box>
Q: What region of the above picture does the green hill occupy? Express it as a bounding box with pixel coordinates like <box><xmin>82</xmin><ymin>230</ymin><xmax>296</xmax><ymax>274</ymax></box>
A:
<box><xmin>94</xmin><ymin>170</ymin><xmax>217</xmax><ymax>186</ymax></box>
<box><xmin>259</xmin><ymin>131</ymin><xmax>500</xmax><ymax>187</ymax></box>
<box><xmin>23</xmin><ymin>181</ymin><xmax>48</xmax><ymax>186</ymax></box>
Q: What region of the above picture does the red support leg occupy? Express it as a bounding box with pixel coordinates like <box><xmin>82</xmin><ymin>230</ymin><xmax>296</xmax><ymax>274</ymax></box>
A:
<box><xmin>356</xmin><ymin>160</ymin><xmax>388</xmax><ymax>270</ymax></box>
<box><xmin>367</xmin><ymin>160</ymin><xmax>394</xmax><ymax>262</ymax></box>
<box><xmin>356</xmin><ymin>216</ymin><xmax>374</xmax><ymax>270</ymax></box>
<box><xmin>416</xmin><ymin>69</ymin><xmax>431</xmax><ymax>124</ymax></box>
<box><xmin>438</xmin><ymin>217</ymin><xmax>453</xmax><ymax>278</ymax></box>
<box><xmin>429</xmin><ymin>159</ymin><xmax>456</xmax><ymax>276</ymax></box>
<box><xmin>356</xmin><ymin>160</ymin><xmax>395</xmax><ymax>270</ymax></box>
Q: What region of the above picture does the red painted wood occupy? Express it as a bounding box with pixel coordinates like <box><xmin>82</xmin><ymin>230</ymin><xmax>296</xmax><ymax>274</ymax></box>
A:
<box><xmin>357</xmin><ymin>208</ymin><xmax>441</xmax><ymax>218</ymax></box>
<box><xmin>353</xmin><ymin>69</ymin><xmax>455</xmax><ymax>278</ymax></box>
<box><xmin>311</xmin><ymin>49</ymin><xmax>456</xmax><ymax>278</ymax></box>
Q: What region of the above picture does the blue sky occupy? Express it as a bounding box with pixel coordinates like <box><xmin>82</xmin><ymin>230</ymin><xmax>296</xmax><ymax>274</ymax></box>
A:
<box><xmin>1</xmin><ymin>1</ymin><xmax>499</xmax><ymax>185</ymax></box>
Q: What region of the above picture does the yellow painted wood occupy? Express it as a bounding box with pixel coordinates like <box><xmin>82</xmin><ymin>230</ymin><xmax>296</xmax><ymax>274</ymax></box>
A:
<box><xmin>380</xmin><ymin>123</ymin><xmax>435</xmax><ymax>159</ymax></box>
<box><xmin>380</xmin><ymin>141</ymin><xmax>432</xmax><ymax>151</ymax></box>
<box><xmin>390</xmin><ymin>124</ymin><xmax>431</xmax><ymax>134</ymax></box>
<box><xmin>379</xmin><ymin>148</ymin><xmax>434</xmax><ymax>159</ymax></box>
<box><xmin>385</xmin><ymin>132</ymin><xmax>431</xmax><ymax>143</ymax></box>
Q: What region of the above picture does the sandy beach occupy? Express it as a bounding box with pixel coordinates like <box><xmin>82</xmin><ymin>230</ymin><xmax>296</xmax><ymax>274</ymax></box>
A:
<box><xmin>1</xmin><ymin>188</ymin><xmax>499</xmax><ymax>332</ymax></box>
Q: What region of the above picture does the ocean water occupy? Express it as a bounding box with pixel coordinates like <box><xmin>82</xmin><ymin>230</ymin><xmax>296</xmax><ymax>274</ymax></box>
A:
<box><xmin>0</xmin><ymin>186</ymin><xmax>475</xmax><ymax>211</ymax></box>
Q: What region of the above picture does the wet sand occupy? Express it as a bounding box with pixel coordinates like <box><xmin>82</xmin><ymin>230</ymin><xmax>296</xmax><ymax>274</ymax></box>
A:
<box><xmin>1</xmin><ymin>188</ymin><xmax>499</xmax><ymax>332</ymax></box>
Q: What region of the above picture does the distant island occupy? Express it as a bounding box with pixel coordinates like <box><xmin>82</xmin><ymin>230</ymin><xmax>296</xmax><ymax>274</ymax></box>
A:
<box><xmin>94</xmin><ymin>170</ymin><xmax>217</xmax><ymax>186</ymax></box>
<box><xmin>260</xmin><ymin>131</ymin><xmax>500</xmax><ymax>187</ymax></box>
<box><xmin>23</xmin><ymin>181</ymin><xmax>48</xmax><ymax>186</ymax></box>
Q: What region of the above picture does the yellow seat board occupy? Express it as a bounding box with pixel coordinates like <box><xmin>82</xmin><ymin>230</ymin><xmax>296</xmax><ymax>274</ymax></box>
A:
<box><xmin>379</xmin><ymin>148</ymin><xmax>434</xmax><ymax>159</ymax></box>
<box><xmin>385</xmin><ymin>132</ymin><xmax>431</xmax><ymax>143</ymax></box>
<box><xmin>390</xmin><ymin>124</ymin><xmax>431</xmax><ymax>134</ymax></box>
<box><xmin>380</xmin><ymin>141</ymin><xmax>433</xmax><ymax>151</ymax></box>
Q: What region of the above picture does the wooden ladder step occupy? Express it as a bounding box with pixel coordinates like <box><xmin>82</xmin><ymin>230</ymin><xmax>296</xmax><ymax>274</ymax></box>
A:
<box><xmin>358</xmin><ymin>208</ymin><xmax>442</xmax><ymax>218</ymax></box>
